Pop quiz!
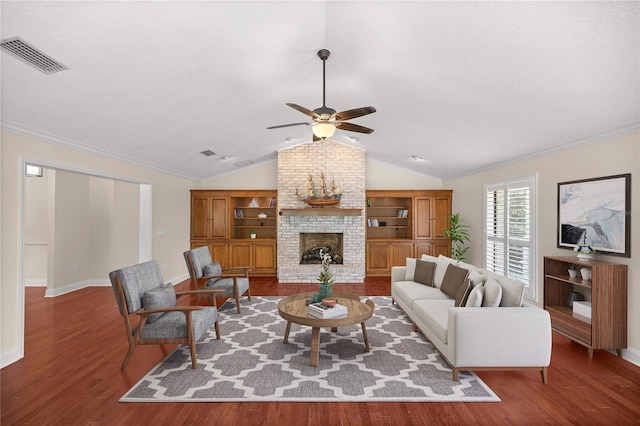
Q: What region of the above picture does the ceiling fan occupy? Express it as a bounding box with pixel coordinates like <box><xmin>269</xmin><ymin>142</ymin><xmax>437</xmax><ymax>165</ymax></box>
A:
<box><xmin>267</xmin><ymin>49</ymin><xmax>376</xmax><ymax>140</ymax></box>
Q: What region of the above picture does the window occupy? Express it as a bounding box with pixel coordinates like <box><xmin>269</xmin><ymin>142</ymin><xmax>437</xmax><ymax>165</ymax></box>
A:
<box><xmin>484</xmin><ymin>175</ymin><xmax>537</xmax><ymax>300</ymax></box>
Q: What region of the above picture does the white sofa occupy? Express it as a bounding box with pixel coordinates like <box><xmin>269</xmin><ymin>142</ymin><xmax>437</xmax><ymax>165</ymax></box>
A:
<box><xmin>391</xmin><ymin>254</ymin><xmax>552</xmax><ymax>383</ymax></box>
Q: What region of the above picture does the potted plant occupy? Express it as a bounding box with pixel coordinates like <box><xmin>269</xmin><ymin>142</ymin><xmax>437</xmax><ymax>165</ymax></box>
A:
<box><xmin>568</xmin><ymin>263</ymin><xmax>580</xmax><ymax>278</ymax></box>
<box><xmin>443</xmin><ymin>213</ymin><xmax>470</xmax><ymax>262</ymax></box>
<box><xmin>318</xmin><ymin>249</ymin><xmax>333</xmax><ymax>300</ymax></box>
<box><xmin>250</xmin><ymin>229</ymin><xmax>256</xmax><ymax>239</ymax></box>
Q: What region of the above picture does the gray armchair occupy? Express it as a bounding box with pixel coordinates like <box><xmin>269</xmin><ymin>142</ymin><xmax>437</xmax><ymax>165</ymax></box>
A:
<box><xmin>109</xmin><ymin>260</ymin><xmax>222</xmax><ymax>370</ymax></box>
<box><xmin>183</xmin><ymin>246</ymin><xmax>252</xmax><ymax>314</ymax></box>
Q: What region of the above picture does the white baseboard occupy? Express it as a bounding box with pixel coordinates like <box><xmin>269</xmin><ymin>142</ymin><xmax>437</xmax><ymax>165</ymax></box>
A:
<box><xmin>619</xmin><ymin>348</ymin><xmax>640</xmax><ymax>367</ymax></box>
<box><xmin>25</xmin><ymin>279</ymin><xmax>47</xmax><ymax>287</ymax></box>
<box><xmin>42</xmin><ymin>273</ymin><xmax>190</xmax><ymax>297</ymax></box>
<box><xmin>1</xmin><ymin>347</ymin><xmax>22</xmax><ymax>369</ymax></box>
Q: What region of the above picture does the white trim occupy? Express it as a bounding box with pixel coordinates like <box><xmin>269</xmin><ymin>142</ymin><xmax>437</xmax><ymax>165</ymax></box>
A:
<box><xmin>617</xmin><ymin>348</ymin><xmax>640</xmax><ymax>368</ymax></box>
<box><xmin>139</xmin><ymin>184</ymin><xmax>152</xmax><ymax>263</ymax></box>
<box><xmin>25</xmin><ymin>279</ymin><xmax>47</xmax><ymax>287</ymax></box>
<box><xmin>45</xmin><ymin>280</ymin><xmax>90</xmax><ymax>297</ymax></box>
<box><xmin>0</xmin><ymin>348</ymin><xmax>22</xmax><ymax>369</ymax></box>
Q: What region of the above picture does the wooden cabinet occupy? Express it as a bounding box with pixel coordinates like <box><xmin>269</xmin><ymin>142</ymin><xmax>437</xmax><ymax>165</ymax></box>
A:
<box><xmin>414</xmin><ymin>195</ymin><xmax>451</xmax><ymax>239</ymax></box>
<box><xmin>543</xmin><ymin>256</ymin><xmax>627</xmax><ymax>358</ymax></box>
<box><xmin>190</xmin><ymin>190</ymin><xmax>277</xmax><ymax>276</ymax></box>
<box><xmin>190</xmin><ymin>194</ymin><xmax>228</xmax><ymax>239</ymax></box>
<box><xmin>365</xmin><ymin>190</ymin><xmax>452</xmax><ymax>276</ymax></box>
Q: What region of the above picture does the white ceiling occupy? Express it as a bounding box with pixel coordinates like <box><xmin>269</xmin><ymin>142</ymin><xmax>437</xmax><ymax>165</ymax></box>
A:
<box><xmin>2</xmin><ymin>1</ymin><xmax>638</xmax><ymax>181</ymax></box>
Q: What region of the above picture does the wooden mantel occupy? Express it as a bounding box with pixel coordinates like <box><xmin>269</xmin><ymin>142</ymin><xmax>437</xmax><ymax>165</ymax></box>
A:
<box><xmin>279</xmin><ymin>208</ymin><xmax>362</xmax><ymax>217</ymax></box>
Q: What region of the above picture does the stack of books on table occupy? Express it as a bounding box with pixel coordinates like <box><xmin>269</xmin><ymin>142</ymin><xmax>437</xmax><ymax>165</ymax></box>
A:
<box><xmin>307</xmin><ymin>302</ymin><xmax>348</xmax><ymax>319</ymax></box>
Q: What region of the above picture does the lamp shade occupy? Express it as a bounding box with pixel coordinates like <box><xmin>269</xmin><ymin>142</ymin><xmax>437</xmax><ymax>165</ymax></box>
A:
<box><xmin>312</xmin><ymin>122</ymin><xmax>336</xmax><ymax>139</ymax></box>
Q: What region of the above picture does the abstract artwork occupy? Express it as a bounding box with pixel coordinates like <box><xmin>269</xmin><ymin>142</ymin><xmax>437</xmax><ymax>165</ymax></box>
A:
<box><xmin>557</xmin><ymin>174</ymin><xmax>631</xmax><ymax>257</ymax></box>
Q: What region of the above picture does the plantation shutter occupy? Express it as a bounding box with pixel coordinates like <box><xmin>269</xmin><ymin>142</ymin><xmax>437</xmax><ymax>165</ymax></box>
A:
<box><xmin>484</xmin><ymin>176</ymin><xmax>536</xmax><ymax>300</ymax></box>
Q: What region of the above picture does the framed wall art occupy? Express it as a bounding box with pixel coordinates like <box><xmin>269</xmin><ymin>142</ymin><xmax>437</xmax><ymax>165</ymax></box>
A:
<box><xmin>557</xmin><ymin>173</ymin><xmax>631</xmax><ymax>257</ymax></box>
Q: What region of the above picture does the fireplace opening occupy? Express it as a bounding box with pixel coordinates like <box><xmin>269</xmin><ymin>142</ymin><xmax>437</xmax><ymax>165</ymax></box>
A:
<box><xmin>299</xmin><ymin>232</ymin><xmax>343</xmax><ymax>264</ymax></box>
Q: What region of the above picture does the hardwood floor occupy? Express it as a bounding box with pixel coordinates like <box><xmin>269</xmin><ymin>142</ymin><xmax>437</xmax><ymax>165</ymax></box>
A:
<box><xmin>2</xmin><ymin>277</ymin><xmax>639</xmax><ymax>425</ymax></box>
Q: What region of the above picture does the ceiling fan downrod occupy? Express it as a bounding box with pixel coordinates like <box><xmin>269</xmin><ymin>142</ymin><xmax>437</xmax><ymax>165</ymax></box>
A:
<box><xmin>318</xmin><ymin>49</ymin><xmax>330</xmax><ymax>109</ymax></box>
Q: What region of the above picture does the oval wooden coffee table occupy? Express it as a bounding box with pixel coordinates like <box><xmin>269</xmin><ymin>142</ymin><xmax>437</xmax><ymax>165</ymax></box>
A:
<box><xmin>277</xmin><ymin>292</ymin><xmax>375</xmax><ymax>367</ymax></box>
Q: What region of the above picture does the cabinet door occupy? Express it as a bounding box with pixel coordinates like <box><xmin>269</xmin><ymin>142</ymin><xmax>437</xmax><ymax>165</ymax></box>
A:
<box><xmin>366</xmin><ymin>243</ymin><xmax>390</xmax><ymax>275</ymax></box>
<box><xmin>210</xmin><ymin>198</ymin><xmax>228</xmax><ymax>239</ymax></box>
<box><xmin>432</xmin><ymin>196</ymin><xmax>451</xmax><ymax>238</ymax></box>
<box><xmin>191</xmin><ymin>196</ymin><xmax>211</xmax><ymax>239</ymax></box>
<box><xmin>414</xmin><ymin>241</ymin><xmax>451</xmax><ymax>258</ymax></box>
<box><xmin>209</xmin><ymin>242</ymin><xmax>230</xmax><ymax>268</ymax></box>
<box><xmin>390</xmin><ymin>243</ymin><xmax>413</xmax><ymax>268</ymax></box>
<box><xmin>253</xmin><ymin>242</ymin><xmax>277</xmax><ymax>275</ymax></box>
<box><xmin>229</xmin><ymin>242</ymin><xmax>252</xmax><ymax>268</ymax></box>
<box><xmin>414</xmin><ymin>197</ymin><xmax>433</xmax><ymax>239</ymax></box>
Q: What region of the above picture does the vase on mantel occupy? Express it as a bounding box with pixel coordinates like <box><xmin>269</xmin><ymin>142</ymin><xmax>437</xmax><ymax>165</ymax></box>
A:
<box><xmin>577</xmin><ymin>253</ymin><xmax>593</xmax><ymax>261</ymax></box>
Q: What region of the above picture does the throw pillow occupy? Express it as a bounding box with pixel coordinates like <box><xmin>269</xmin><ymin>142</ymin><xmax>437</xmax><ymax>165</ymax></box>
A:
<box><xmin>454</xmin><ymin>278</ymin><xmax>472</xmax><ymax>307</ymax></box>
<box><xmin>468</xmin><ymin>269</ymin><xmax>486</xmax><ymax>288</ymax></box>
<box><xmin>440</xmin><ymin>263</ymin><xmax>470</xmax><ymax>300</ymax></box>
<box><xmin>482</xmin><ymin>278</ymin><xmax>503</xmax><ymax>307</ymax></box>
<box><xmin>404</xmin><ymin>258</ymin><xmax>417</xmax><ymax>281</ymax></box>
<box><xmin>413</xmin><ymin>259</ymin><xmax>436</xmax><ymax>286</ymax></box>
<box><xmin>203</xmin><ymin>262</ymin><xmax>222</xmax><ymax>284</ymax></box>
<box><xmin>465</xmin><ymin>283</ymin><xmax>484</xmax><ymax>307</ymax></box>
<box><xmin>142</xmin><ymin>284</ymin><xmax>177</xmax><ymax>323</ymax></box>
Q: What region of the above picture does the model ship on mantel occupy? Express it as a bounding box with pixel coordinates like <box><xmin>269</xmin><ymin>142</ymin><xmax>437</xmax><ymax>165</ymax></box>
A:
<box><xmin>295</xmin><ymin>172</ymin><xmax>342</xmax><ymax>207</ymax></box>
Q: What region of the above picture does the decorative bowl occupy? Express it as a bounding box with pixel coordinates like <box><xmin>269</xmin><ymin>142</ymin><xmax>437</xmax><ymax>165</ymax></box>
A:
<box><xmin>258</xmin><ymin>213</ymin><xmax>267</xmax><ymax>218</ymax></box>
<box><xmin>321</xmin><ymin>298</ymin><xmax>337</xmax><ymax>307</ymax></box>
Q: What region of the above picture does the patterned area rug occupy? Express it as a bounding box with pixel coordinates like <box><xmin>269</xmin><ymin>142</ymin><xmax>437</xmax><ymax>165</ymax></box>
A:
<box><xmin>120</xmin><ymin>296</ymin><xmax>500</xmax><ymax>402</ymax></box>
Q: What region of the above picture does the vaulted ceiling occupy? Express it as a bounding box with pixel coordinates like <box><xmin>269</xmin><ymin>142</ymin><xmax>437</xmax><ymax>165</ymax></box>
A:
<box><xmin>2</xmin><ymin>1</ymin><xmax>638</xmax><ymax>181</ymax></box>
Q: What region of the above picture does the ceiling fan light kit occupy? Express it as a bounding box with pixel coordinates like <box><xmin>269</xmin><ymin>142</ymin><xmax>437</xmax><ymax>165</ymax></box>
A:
<box><xmin>312</xmin><ymin>122</ymin><xmax>336</xmax><ymax>139</ymax></box>
<box><xmin>268</xmin><ymin>49</ymin><xmax>376</xmax><ymax>139</ymax></box>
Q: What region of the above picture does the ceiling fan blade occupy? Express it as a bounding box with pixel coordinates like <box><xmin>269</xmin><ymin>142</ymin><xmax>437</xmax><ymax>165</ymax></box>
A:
<box><xmin>331</xmin><ymin>106</ymin><xmax>376</xmax><ymax>121</ymax></box>
<box><xmin>286</xmin><ymin>103</ymin><xmax>321</xmax><ymax>120</ymax></box>
<box><xmin>267</xmin><ymin>122</ymin><xmax>311</xmax><ymax>130</ymax></box>
<box><xmin>335</xmin><ymin>122</ymin><xmax>375</xmax><ymax>134</ymax></box>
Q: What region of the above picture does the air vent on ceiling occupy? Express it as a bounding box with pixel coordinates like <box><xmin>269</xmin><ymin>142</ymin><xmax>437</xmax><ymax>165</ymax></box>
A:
<box><xmin>0</xmin><ymin>37</ymin><xmax>68</xmax><ymax>74</ymax></box>
<box><xmin>200</xmin><ymin>150</ymin><xmax>216</xmax><ymax>157</ymax></box>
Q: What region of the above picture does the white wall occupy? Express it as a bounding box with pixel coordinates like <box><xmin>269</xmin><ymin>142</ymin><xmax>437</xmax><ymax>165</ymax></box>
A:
<box><xmin>444</xmin><ymin>132</ymin><xmax>640</xmax><ymax>363</ymax></box>
<box><xmin>24</xmin><ymin>169</ymin><xmax>50</xmax><ymax>285</ymax></box>
<box><xmin>1</xmin><ymin>130</ymin><xmax>197</xmax><ymax>367</ymax></box>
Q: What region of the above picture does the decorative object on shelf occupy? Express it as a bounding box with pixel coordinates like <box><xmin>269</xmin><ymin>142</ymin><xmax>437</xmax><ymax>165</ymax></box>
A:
<box><xmin>580</xmin><ymin>267</ymin><xmax>592</xmax><ymax>280</ymax></box>
<box><xmin>557</xmin><ymin>173</ymin><xmax>631</xmax><ymax>258</ymax></box>
<box><xmin>443</xmin><ymin>213</ymin><xmax>470</xmax><ymax>262</ymax></box>
<box><xmin>568</xmin><ymin>263</ymin><xmax>580</xmax><ymax>278</ymax></box>
<box><xmin>250</xmin><ymin>229</ymin><xmax>257</xmax><ymax>239</ymax></box>
<box><xmin>249</xmin><ymin>198</ymin><xmax>259</xmax><ymax>207</ymax></box>
<box><xmin>574</xmin><ymin>233</ymin><xmax>596</xmax><ymax>260</ymax></box>
<box><xmin>295</xmin><ymin>172</ymin><xmax>342</xmax><ymax>207</ymax></box>
<box><xmin>258</xmin><ymin>212</ymin><xmax>267</xmax><ymax>218</ymax></box>
<box><xmin>566</xmin><ymin>291</ymin><xmax>584</xmax><ymax>308</ymax></box>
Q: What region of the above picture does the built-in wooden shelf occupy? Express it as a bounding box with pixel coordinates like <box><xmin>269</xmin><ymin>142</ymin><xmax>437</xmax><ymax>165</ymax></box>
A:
<box><xmin>279</xmin><ymin>208</ymin><xmax>362</xmax><ymax>216</ymax></box>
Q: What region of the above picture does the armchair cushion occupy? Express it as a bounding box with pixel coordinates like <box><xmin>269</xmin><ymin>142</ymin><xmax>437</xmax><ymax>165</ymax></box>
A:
<box><xmin>142</xmin><ymin>284</ymin><xmax>177</xmax><ymax>323</ymax></box>
<box><xmin>139</xmin><ymin>307</ymin><xmax>217</xmax><ymax>341</ymax></box>
<box><xmin>203</xmin><ymin>262</ymin><xmax>222</xmax><ymax>284</ymax></box>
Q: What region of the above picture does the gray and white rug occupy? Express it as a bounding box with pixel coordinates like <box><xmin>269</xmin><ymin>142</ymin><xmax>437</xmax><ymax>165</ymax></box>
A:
<box><xmin>121</xmin><ymin>296</ymin><xmax>500</xmax><ymax>402</ymax></box>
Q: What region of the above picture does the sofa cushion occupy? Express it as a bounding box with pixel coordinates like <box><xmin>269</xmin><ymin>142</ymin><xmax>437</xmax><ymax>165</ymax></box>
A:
<box><xmin>468</xmin><ymin>269</ymin><xmax>486</xmax><ymax>288</ymax></box>
<box><xmin>495</xmin><ymin>276</ymin><xmax>525</xmax><ymax>307</ymax></box>
<box><xmin>404</xmin><ymin>257</ymin><xmax>417</xmax><ymax>281</ymax></box>
<box><xmin>465</xmin><ymin>283</ymin><xmax>484</xmax><ymax>307</ymax></box>
<box><xmin>482</xmin><ymin>277</ymin><xmax>502</xmax><ymax>307</ymax></box>
<box><xmin>455</xmin><ymin>278</ymin><xmax>472</xmax><ymax>307</ymax></box>
<box><xmin>413</xmin><ymin>299</ymin><xmax>454</xmax><ymax>344</ymax></box>
<box><xmin>392</xmin><ymin>281</ymin><xmax>451</xmax><ymax>311</ymax></box>
<box><xmin>440</xmin><ymin>264</ymin><xmax>469</xmax><ymax>300</ymax></box>
<box><xmin>142</xmin><ymin>284</ymin><xmax>177</xmax><ymax>323</ymax></box>
<box><xmin>414</xmin><ymin>259</ymin><xmax>436</xmax><ymax>286</ymax></box>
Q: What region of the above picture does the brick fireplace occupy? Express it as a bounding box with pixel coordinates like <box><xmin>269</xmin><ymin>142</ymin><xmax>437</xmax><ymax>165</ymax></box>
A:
<box><xmin>277</xmin><ymin>140</ymin><xmax>365</xmax><ymax>283</ymax></box>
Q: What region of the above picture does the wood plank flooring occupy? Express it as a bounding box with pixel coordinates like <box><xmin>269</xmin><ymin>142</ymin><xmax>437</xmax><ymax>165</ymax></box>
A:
<box><xmin>2</xmin><ymin>277</ymin><xmax>639</xmax><ymax>425</ymax></box>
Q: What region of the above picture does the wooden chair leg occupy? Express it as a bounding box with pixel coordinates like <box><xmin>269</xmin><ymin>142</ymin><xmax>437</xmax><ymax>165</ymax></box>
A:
<box><xmin>121</xmin><ymin>343</ymin><xmax>136</xmax><ymax>370</ymax></box>
<box><xmin>541</xmin><ymin>367</ymin><xmax>548</xmax><ymax>384</ymax></box>
<box><xmin>214</xmin><ymin>321</ymin><xmax>221</xmax><ymax>339</ymax></box>
<box><xmin>452</xmin><ymin>368</ymin><xmax>459</xmax><ymax>382</ymax></box>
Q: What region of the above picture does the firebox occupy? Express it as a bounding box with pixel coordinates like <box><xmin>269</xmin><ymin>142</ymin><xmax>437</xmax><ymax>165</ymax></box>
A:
<box><xmin>299</xmin><ymin>232</ymin><xmax>343</xmax><ymax>264</ymax></box>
